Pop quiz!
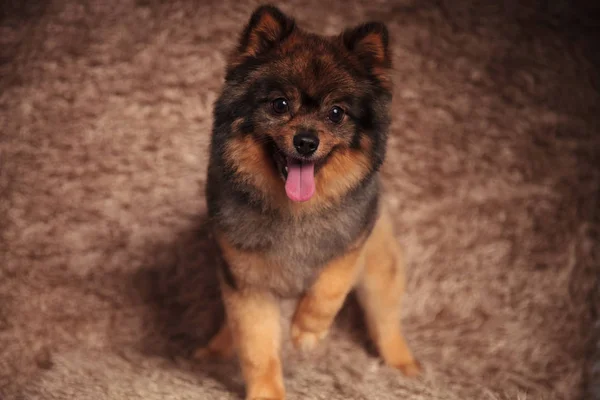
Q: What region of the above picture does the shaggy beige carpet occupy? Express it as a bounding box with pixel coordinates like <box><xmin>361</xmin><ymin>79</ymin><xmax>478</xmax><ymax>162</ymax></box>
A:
<box><xmin>1</xmin><ymin>0</ymin><xmax>599</xmax><ymax>399</ymax></box>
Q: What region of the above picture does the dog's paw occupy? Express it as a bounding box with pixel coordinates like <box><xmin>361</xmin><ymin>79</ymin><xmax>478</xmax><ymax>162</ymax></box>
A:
<box><xmin>193</xmin><ymin>345</ymin><xmax>234</xmax><ymax>361</ymax></box>
<box><xmin>246</xmin><ymin>381</ymin><xmax>286</xmax><ymax>400</ymax></box>
<box><xmin>247</xmin><ymin>397</ymin><xmax>285</xmax><ymax>400</ymax></box>
<box><xmin>290</xmin><ymin>322</ymin><xmax>328</xmax><ymax>352</ymax></box>
<box><xmin>392</xmin><ymin>359</ymin><xmax>422</xmax><ymax>378</ymax></box>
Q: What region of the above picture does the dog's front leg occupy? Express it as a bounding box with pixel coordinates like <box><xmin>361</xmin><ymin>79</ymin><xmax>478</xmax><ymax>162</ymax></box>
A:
<box><xmin>221</xmin><ymin>282</ymin><xmax>285</xmax><ymax>400</ymax></box>
<box><xmin>291</xmin><ymin>243</ymin><xmax>365</xmax><ymax>351</ymax></box>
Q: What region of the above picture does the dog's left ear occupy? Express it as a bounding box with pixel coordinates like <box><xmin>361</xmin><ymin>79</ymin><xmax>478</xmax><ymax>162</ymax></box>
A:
<box><xmin>341</xmin><ymin>22</ymin><xmax>391</xmax><ymax>69</ymax></box>
<box><xmin>236</xmin><ymin>5</ymin><xmax>296</xmax><ymax>59</ymax></box>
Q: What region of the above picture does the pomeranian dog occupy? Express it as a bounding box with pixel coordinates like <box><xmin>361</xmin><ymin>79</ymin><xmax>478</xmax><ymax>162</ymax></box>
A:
<box><xmin>196</xmin><ymin>4</ymin><xmax>420</xmax><ymax>399</ymax></box>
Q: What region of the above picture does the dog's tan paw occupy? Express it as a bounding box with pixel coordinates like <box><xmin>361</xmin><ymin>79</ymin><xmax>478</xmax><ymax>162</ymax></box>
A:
<box><xmin>193</xmin><ymin>345</ymin><xmax>234</xmax><ymax>361</ymax></box>
<box><xmin>290</xmin><ymin>323</ymin><xmax>328</xmax><ymax>352</ymax></box>
<box><xmin>247</xmin><ymin>397</ymin><xmax>285</xmax><ymax>400</ymax></box>
<box><xmin>246</xmin><ymin>380</ymin><xmax>286</xmax><ymax>400</ymax></box>
<box><xmin>393</xmin><ymin>359</ymin><xmax>422</xmax><ymax>378</ymax></box>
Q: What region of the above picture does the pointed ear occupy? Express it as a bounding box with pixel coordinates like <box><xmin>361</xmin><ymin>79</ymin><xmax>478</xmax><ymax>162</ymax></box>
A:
<box><xmin>237</xmin><ymin>5</ymin><xmax>295</xmax><ymax>58</ymax></box>
<box><xmin>341</xmin><ymin>22</ymin><xmax>391</xmax><ymax>69</ymax></box>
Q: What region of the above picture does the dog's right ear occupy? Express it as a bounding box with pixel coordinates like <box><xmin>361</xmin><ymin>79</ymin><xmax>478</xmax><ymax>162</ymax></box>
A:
<box><xmin>236</xmin><ymin>5</ymin><xmax>295</xmax><ymax>59</ymax></box>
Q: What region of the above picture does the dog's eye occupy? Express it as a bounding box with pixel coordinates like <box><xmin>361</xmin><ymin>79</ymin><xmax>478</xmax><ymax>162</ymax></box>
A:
<box><xmin>272</xmin><ymin>98</ymin><xmax>289</xmax><ymax>114</ymax></box>
<box><xmin>328</xmin><ymin>106</ymin><xmax>345</xmax><ymax>123</ymax></box>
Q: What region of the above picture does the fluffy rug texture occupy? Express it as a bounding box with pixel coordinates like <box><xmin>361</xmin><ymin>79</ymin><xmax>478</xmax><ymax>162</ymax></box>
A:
<box><xmin>1</xmin><ymin>0</ymin><xmax>599</xmax><ymax>399</ymax></box>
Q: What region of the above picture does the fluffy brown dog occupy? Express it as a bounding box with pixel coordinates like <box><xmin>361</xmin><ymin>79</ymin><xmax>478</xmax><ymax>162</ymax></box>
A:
<box><xmin>196</xmin><ymin>5</ymin><xmax>420</xmax><ymax>399</ymax></box>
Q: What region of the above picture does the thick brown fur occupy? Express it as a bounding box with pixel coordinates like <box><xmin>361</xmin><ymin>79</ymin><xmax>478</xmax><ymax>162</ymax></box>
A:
<box><xmin>197</xmin><ymin>5</ymin><xmax>420</xmax><ymax>399</ymax></box>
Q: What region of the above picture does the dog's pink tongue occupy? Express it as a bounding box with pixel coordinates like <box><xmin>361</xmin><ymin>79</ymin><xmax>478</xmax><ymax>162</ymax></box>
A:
<box><xmin>285</xmin><ymin>159</ymin><xmax>315</xmax><ymax>202</ymax></box>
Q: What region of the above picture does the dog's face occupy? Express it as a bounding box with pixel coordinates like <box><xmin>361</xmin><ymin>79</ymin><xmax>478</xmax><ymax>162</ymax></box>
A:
<box><xmin>213</xmin><ymin>5</ymin><xmax>392</xmax><ymax>209</ymax></box>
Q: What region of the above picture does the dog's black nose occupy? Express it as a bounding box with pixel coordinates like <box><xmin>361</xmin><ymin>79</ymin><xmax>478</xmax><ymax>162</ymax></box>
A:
<box><xmin>293</xmin><ymin>132</ymin><xmax>319</xmax><ymax>156</ymax></box>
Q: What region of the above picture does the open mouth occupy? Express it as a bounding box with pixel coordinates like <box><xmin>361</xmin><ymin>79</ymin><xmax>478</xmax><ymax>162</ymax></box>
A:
<box><xmin>270</xmin><ymin>142</ymin><xmax>319</xmax><ymax>203</ymax></box>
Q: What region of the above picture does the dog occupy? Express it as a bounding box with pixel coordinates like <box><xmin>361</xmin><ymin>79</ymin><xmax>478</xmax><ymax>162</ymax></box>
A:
<box><xmin>195</xmin><ymin>5</ymin><xmax>420</xmax><ymax>399</ymax></box>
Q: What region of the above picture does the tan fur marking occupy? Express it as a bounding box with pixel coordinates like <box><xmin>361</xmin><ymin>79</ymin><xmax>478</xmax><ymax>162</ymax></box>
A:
<box><xmin>372</xmin><ymin>66</ymin><xmax>392</xmax><ymax>91</ymax></box>
<box><xmin>279</xmin><ymin>32</ymin><xmax>302</xmax><ymax>54</ymax></box>
<box><xmin>224</xmin><ymin>135</ymin><xmax>288</xmax><ymax>205</ymax></box>
<box><xmin>209</xmin><ymin>232</ymin><xmax>293</xmax><ymax>399</ymax></box>
<box><xmin>356</xmin><ymin>205</ymin><xmax>421</xmax><ymax>376</ymax></box>
<box><xmin>291</xmin><ymin>238</ymin><xmax>366</xmax><ymax>350</ymax></box>
<box><xmin>223</xmin><ymin>134</ymin><xmax>373</xmax><ymax>215</ymax></box>
<box><xmin>220</xmin><ymin>283</ymin><xmax>285</xmax><ymax>400</ymax></box>
<box><xmin>314</xmin><ymin>143</ymin><xmax>372</xmax><ymax>202</ymax></box>
<box><xmin>360</xmin><ymin>33</ymin><xmax>386</xmax><ymax>63</ymax></box>
<box><xmin>245</xmin><ymin>13</ymin><xmax>282</xmax><ymax>57</ymax></box>
<box><xmin>289</xmin><ymin>204</ymin><xmax>420</xmax><ymax>376</ymax></box>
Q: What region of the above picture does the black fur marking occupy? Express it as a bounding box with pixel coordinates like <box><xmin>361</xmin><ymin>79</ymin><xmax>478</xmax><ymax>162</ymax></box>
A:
<box><xmin>310</xmin><ymin>58</ymin><xmax>325</xmax><ymax>79</ymax></box>
<box><xmin>341</xmin><ymin>21</ymin><xmax>390</xmax><ymax>66</ymax></box>
<box><xmin>219</xmin><ymin>259</ymin><xmax>238</xmax><ymax>290</ymax></box>
<box><xmin>214</xmin><ymin>76</ymin><xmax>293</xmax><ymax>131</ymax></box>
<box><xmin>361</xmin><ymin>184</ymin><xmax>381</xmax><ymax>235</ymax></box>
<box><xmin>300</xmin><ymin>91</ymin><xmax>320</xmax><ymax>110</ymax></box>
<box><xmin>240</xmin><ymin>118</ymin><xmax>254</xmax><ymax>135</ymax></box>
<box><xmin>225</xmin><ymin>58</ymin><xmax>265</xmax><ymax>84</ymax></box>
<box><xmin>237</xmin><ymin>5</ymin><xmax>296</xmax><ymax>57</ymax></box>
<box><xmin>350</xmin><ymin>127</ymin><xmax>362</xmax><ymax>149</ymax></box>
<box><xmin>296</xmin><ymin>127</ymin><xmax>317</xmax><ymax>136</ymax></box>
<box><xmin>342</xmin><ymin>22</ymin><xmax>389</xmax><ymax>51</ymax></box>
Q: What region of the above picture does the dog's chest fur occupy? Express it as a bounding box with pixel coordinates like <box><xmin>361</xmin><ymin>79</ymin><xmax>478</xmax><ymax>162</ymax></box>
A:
<box><xmin>210</xmin><ymin>180</ymin><xmax>379</xmax><ymax>296</ymax></box>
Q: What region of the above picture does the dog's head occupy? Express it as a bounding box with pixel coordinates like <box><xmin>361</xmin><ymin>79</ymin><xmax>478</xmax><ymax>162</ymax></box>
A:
<box><xmin>213</xmin><ymin>5</ymin><xmax>393</xmax><ymax>208</ymax></box>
